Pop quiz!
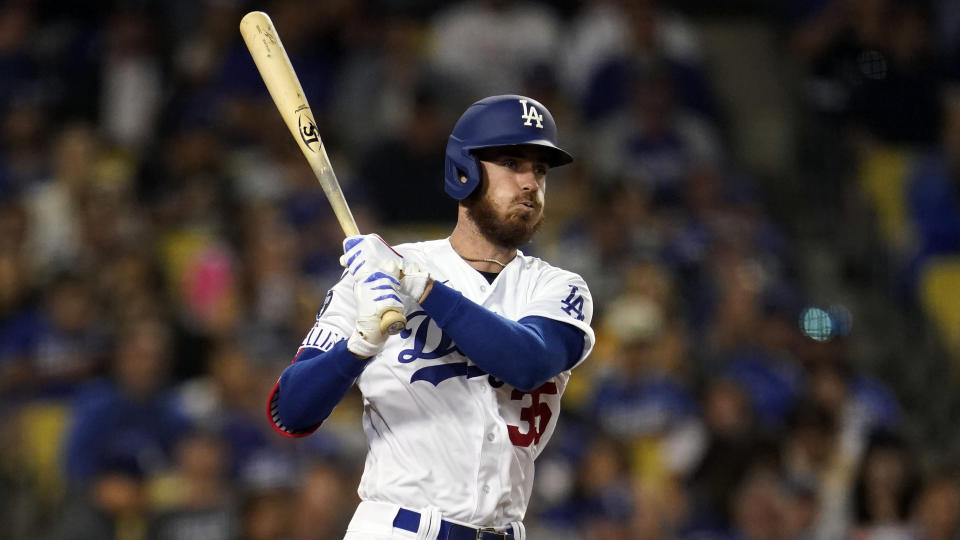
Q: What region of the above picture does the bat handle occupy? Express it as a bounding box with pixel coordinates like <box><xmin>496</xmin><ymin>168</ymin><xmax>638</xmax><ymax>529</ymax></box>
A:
<box><xmin>380</xmin><ymin>309</ymin><xmax>407</xmax><ymax>336</ymax></box>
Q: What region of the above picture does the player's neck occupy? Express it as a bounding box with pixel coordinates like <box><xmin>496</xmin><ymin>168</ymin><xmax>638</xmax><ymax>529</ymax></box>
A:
<box><xmin>449</xmin><ymin>217</ymin><xmax>516</xmax><ymax>273</ymax></box>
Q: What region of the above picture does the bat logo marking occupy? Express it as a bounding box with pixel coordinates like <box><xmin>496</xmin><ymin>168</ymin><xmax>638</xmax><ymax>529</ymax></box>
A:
<box><xmin>298</xmin><ymin>113</ymin><xmax>320</xmax><ymax>152</ymax></box>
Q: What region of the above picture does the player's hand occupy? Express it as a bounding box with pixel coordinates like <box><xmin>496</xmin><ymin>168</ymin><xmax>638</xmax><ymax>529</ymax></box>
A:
<box><xmin>347</xmin><ymin>269</ymin><xmax>403</xmax><ymax>358</ymax></box>
<box><xmin>340</xmin><ymin>234</ymin><xmax>402</xmax><ymax>280</ymax></box>
<box><xmin>400</xmin><ymin>260</ymin><xmax>431</xmax><ymax>303</ymax></box>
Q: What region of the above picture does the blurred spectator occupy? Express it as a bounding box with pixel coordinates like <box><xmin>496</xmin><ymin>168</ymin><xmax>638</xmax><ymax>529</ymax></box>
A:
<box><xmin>75</xmin><ymin>157</ymin><xmax>146</xmax><ymax>262</ymax></box>
<box><xmin>149</xmin><ymin>431</ymin><xmax>238</xmax><ymax>540</ymax></box>
<box><xmin>176</xmin><ymin>341</ymin><xmax>277</xmax><ymax>479</ymax></box>
<box><xmin>290</xmin><ymin>461</ymin><xmax>355</xmax><ymax>540</ymax></box>
<box><xmin>100</xmin><ymin>10</ymin><xmax>162</xmax><ymax>153</ymax></box>
<box><xmin>592</xmin><ymin>63</ymin><xmax>722</xmax><ymax>206</ymax></box>
<box><xmin>706</xmin><ymin>251</ymin><xmax>804</xmax><ymax>430</ymax></box>
<box><xmin>234</xmin><ymin>203</ymin><xmax>306</xmax><ymax>362</ymax></box>
<box><xmin>63</xmin><ymin>316</ymin><xmax>191</xmax><ymax>484</ymax></box>
<box><xmin>165</xmin><ymin>1</ymin><xmax>245</xmax><ymax>134</ymax></box>
<box><xmin>912</xmin><ymin>469</ymin><xmax>960</xmax><ymax>540</ymax></box>
<box><xmin>783</xmin><ymin>477</ymin><xmax>819</xmax><ymax>540</ymax></box>
<box><xmin>0</xmin><ymin>4</ymin><xmax>39</xmax><ymax>115</ymax></box>
<box><xmin>686</xmin><ymin>378</ymin><xmax>771</xmax><ymax>533</ymax></box>
<box><xmin>0</xmin><ymin>4</ymin><xmax>47</xmax><ymax>195</ymax></box>
<box><xmin>803</xmin><ymin>338</ymin><xmax>902</xmax><ymax>453</ymax></box>
<box><xmin>782</xmin><ymin>401</ymin><xmax>838</xmax><ymax>495</ymax></box>
<box><xmin>789</xmin><ymin>0</ymin><xmax>941</xmax><ymax>145</ymax></box>
<box><xmin>427</xmin><ymin>0</ymin><xmax>562</xmax><ymax>98</ymax></box>
<box><xmin>0</xmin><ymin>272</ymin><xmax>106</xmax><ymax>401</ymax></box>
<box><xmin>571</xmin><ymin>436</ymin><xmax>635</xmax><ymax>538</ymax></box>
<box><xmin>571</xmin><ymin>0</ymin><xmax>716</xmax><ymax>123</ymax></box>
<box><xmin>555</xmin><ymin>184</ymin><xmax>666</xmax><ymax>308</ymax></box>
<box><xmin>0</xmin><ymin>243</ymin><xmax>33</xmax><ymax>399</ymax></box>
<box><xmin>789</xmin><ymin>0</ymin><xmax>890</xmax><ymax>117</ymax></box>
<box><xmin>588</xmin><ymin>294</ymin><xmax>706</xmax><ymax>478</ymax></box>
<box><xmin>357</xmin><ymin>85</ymin><xmax>454</xmax><ymax>226</ymax></box>
<box><xmin>54</xmin><ymin>453</ymin><xmax>149</xmax><ymax>540</ymax></box>
<box><xmin>850</xmin><ymin>431</ymin><xmax>920</xmax><ymax>539</ymax></box>
<box><xmin>727</xmin><ymin>464</ymin><xmax>793</xmax><ymax>540</ymax></box>
<box><xmin>1</xmin><ymin>100</ymin><xmax>49</xmax><ymax>194</ymax></box>
<box><xmin>629</xmin><ymin>472</ymin><xmax>689</xmax><ymax>539</ymax></box>
<box><xmin>96</xmin><ymin>248</ymin><xmax>165</xmax><ymax>328</ymax></box>
<box><xmin>22</xmin><ymin>123</ymin><xmax>100</xmax><ymax>277</ymax></box>
<box><xmin>0</xmin><ymin>199</ymin><xmax>27</xmax><ymax>253</ymax></box>
<box><xmin>844</xmin><ymin>1</ymin><xmax>941</xmax><ymax>146</ymax></box>
<box><xmin>269</xmin><ymin>142</ymin><xmax>356</xmax><ymax>282</ymax></box>
<box><xmin>331</xmin><ymin>13</ymin><xmax>436</xmax><ymax>155</ymax></box>
<box><xmin>239</xmin><ymin>485</ymin><xmax>295</xmax><ymax>540</ymax></box>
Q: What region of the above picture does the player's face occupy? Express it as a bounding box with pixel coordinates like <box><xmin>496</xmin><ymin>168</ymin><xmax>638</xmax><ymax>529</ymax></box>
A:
<box><xmin>464</xmin><ymin>146</ymin><xmax>548</xmax><ymax>249</ymax></box>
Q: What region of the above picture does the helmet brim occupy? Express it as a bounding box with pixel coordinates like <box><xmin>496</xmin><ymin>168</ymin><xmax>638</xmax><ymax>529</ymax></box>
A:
<box><xmin>466</xmin><ymin>141</ymin><xmax>573</xmax><ymax>168</ymax></box>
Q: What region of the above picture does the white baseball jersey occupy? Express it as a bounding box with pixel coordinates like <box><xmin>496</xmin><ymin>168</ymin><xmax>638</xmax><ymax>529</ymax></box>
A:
<box><xmin>294</xmin><ymin>238</ymin><xmax>594</xmax><ymax>528</ymax></box>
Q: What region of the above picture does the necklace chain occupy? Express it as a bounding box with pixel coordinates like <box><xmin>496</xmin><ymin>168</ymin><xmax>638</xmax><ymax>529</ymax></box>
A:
<box><xmin>458</xmin><ymin>255</ymin><xmax>507</xmax><ymax>269</ymax></box>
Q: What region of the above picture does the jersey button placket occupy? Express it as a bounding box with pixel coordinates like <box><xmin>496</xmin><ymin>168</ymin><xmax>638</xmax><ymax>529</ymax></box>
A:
<box><xmin>475</xmin><ymin>397</ymin><xmax>503</xmax><ymax>518</ymax></box>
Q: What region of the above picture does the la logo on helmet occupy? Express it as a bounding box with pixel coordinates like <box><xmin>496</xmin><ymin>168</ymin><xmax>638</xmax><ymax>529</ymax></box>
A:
<box><xmin>519</xmin><ymin>99</ymin><xmax>544</xmax><ymax>128</ymax></box>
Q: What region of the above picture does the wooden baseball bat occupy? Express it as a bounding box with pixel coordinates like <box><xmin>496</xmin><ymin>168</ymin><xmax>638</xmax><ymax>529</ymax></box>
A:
<box><xmin>239</xmin><ymin>11</ymin><xmax>406</xmax><ymax>336</ymax></box>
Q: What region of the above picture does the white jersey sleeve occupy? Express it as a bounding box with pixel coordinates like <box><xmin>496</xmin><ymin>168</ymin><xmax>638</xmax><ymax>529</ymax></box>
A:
<box><xmin>297</xmin><ymin>271</ymin><xmax>356</xmax><ymax>354</ymax></box>
<box><xmin>516</xmin><ymin>266</ymin><xmax>595</xmax><ymax>368</ymax></box>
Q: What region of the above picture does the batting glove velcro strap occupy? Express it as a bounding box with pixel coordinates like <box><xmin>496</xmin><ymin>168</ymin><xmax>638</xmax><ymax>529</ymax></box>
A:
<box><xmin>347</xmin><ymin>268</ymin><xmax>404</xmax><ymax>358</ymax></box>
<box><xmin>400</xmin><ymin>260</ymin><xmax>431</xmax><ymax>303</ymax></box>
<box><xmin>348</xmin><ymin>318</ymin><xmax>388</xmax><ymax>358</ymax></box>
<box><xmin>340</xmin><ymin>234</ymin><xmax>403</xmax><ymax>279</ymax></box>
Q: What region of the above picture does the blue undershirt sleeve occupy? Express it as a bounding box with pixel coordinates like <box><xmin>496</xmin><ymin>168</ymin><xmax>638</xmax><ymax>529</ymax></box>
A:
<box><xmin>274</xmin><ymin>339</ymin><xmax>369</xmax><ymax>432</ymax></box>
<box><xmin>420</xmin><ymin>281</ymin><xmax>585</xmax><ymax>391</ymax></box>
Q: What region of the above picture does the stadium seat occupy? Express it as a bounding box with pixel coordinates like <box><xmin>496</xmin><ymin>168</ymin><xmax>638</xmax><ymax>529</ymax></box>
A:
<box><xmin>919</xmin><ymin>256</ymin><xmax>960</xmax><ymax>359</ymax></box>
<box><xmin>16</xmin><ymin>402</ymin><xmax>71</xmax><ymax>502</ymax></box>
<box><xmin>858</xmin><ymin>146</ymin><xmax>914</xmax><ymax>252</ymax></box>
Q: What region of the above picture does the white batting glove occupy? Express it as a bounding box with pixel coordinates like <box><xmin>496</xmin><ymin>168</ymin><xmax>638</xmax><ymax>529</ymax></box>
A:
<box><xmin>347</xmin><ymin>269</ymin><xmax>404</xmax><ymax>358</ymax></box>
<box><xmin>400</xmin><ymin>260</ymin><xmax>431</xmax><ymax>303</ymax></box>
<box><xmin>340</xmin><ymin>234</ymin><xmax>403</xmax><ymax>280</ymax></box>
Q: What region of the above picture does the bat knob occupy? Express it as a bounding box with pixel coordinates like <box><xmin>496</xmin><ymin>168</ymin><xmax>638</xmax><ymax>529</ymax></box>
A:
<box><xmin>380</xmin><ymin>309</ymin><xmax>407</xmax><ymax>336</ymax></box>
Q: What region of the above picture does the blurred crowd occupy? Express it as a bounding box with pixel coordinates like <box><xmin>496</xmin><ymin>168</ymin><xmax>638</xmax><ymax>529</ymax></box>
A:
<box><xmin>2</xmin><ymin>0</ymin><xmax>960</xmax><ymax>539</ymax></box>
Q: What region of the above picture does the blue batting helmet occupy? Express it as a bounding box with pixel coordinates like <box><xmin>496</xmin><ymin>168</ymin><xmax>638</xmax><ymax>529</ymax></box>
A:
<box><xmin>444</xmin><ymin>95</ymin><xmax>573</xmax><ymax>200</ymax></box>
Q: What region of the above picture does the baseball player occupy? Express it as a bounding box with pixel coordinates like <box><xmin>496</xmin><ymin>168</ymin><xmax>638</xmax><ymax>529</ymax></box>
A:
<box><xmin>267</xmin><ymin>95</ymin><xmax>595</xmax><ymax>540</ymax></box>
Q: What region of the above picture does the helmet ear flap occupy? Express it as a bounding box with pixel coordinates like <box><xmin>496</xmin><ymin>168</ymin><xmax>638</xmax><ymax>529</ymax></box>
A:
<box><xmin>444</xmin><ymin>137</ymin><xmax>482</xmax><ymax>200</ymax></box>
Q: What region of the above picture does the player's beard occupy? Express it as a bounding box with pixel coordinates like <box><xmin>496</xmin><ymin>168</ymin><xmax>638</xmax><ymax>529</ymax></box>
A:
<box><xmin>463</xmin><ymin>189</ymin><xmax>544</xmax><ymax>249</ymax></box>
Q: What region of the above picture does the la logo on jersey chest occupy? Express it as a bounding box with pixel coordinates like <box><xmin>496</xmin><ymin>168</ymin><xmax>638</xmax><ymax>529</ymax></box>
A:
<box><xmin>519</xmin><ymin>99</ymin><xmax>543</xmax><ymax>128</ymax></box>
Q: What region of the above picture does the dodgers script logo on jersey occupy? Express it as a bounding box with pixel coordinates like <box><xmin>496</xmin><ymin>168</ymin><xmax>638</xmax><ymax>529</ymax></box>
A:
<box><xmin>396</xmin><ymin>310</ymin><xmax>495</xmax><ymax>386</ymax></box>
<box><xmin>394</xmin><ymin>307</ymin><xmax>566</xmax><ymax>449</ymax></box>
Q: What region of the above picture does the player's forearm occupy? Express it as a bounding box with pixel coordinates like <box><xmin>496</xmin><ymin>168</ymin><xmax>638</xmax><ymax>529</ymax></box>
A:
<box><xmin>270</xmin><ymin>340</ymin><xmax>370</xmax><ymax>434</ymax></box>
<box><xmin>420</xmin><ymin>281</ymin><xmax>583</xmax><ymax>391</ymax></box>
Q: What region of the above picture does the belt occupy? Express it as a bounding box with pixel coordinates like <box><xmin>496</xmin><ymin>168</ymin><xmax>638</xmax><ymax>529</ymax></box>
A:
<box><xmin>393</xmin><ymin>508</ymin><xmax>514</xmax><ymax>540</ymax></box>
